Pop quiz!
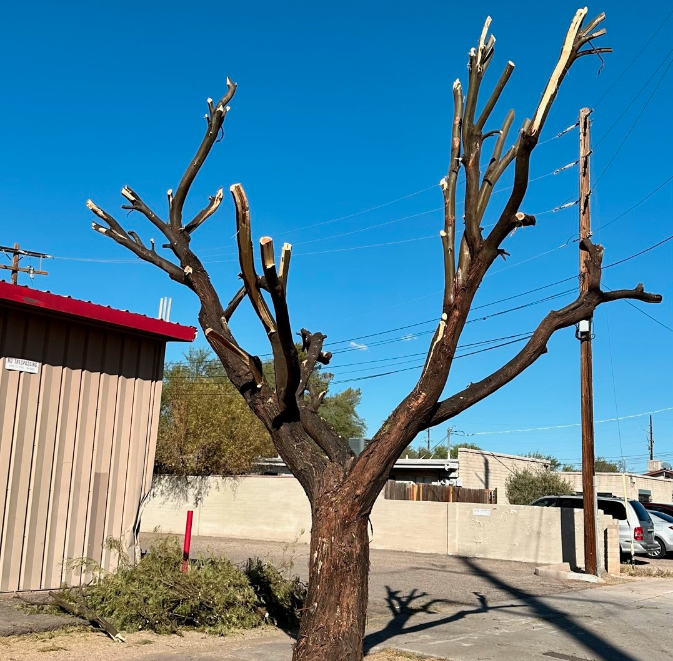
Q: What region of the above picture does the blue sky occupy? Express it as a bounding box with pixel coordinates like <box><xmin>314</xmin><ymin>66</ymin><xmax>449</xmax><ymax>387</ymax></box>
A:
<box><xmin>2</xmin><ymin>1</ymin><xmax>671</xmax><ymax>471</ymax></box>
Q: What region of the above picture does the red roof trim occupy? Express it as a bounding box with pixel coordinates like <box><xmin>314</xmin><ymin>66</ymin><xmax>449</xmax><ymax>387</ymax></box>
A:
<box><xmin>0</xmin><ymin>282</ymin><xmax>196</xmax><ymax>342</ymax></box>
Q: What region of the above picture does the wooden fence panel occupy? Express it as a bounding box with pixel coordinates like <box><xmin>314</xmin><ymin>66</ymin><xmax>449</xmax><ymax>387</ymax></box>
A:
<box><xmin>383</xmin><ymin>481</ymin><xmax>496</xmax><ymax>504</ymax></box>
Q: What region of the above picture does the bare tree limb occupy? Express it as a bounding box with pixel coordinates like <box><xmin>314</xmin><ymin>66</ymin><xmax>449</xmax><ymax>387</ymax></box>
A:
<box><xmin>425</xmin><ymin>240</ymin><xmax>661</xmax><ymax>427</ymax></box>
<box><xmin>120</xmin><ymin>186</ymin><xmax>170</xmax><ymax>237</ymax></box>
<box><xmin>88</xmin><ymin>201</ymin><xmax>186</xmax><ymax>282</ymax></box>
<box><xmin>476</xmin><ymin>61</ymin><xmax>515</xmax><ymax>131</ymax></box>
<box><xmin>440</xmin><ymin>79</ymin><xmax>463</xmax><ymax>307</ymax></box>
<box><xmin>223</xmin><ymin>285</ymin><xmax>246</xmax><ymax>322</ymax></box>
<box><xmin>477</xmin><ymin>109</ymin><xmax>515</xmax><ymax>224</ymax></box>
<box><xmin>260</xmin><ymin>236</ymin><xmax>301</xmax><ymax>415</ymax></box>
<box><xmin>183</xmin><ymin>187</ymin><xmax>224</xmax><ymax>235</ymax></box>
<box><xmin>170</xmin><ymin>78</ymin><xmax>237</xmax><ymax>230</ymax></box>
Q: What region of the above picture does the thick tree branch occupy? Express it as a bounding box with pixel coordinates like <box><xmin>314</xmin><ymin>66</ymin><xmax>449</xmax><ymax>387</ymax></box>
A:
<box><xmin>231</xmin><ymin>183</ymin><xmax>277</xmax><ymax>334</ymax></box>
<box><xmin>426</xmin><ymin>240</ymin><xmax>661</xmax><ymax>427</ymax></box>
<box><xmin>530</xmin><ymin>9</ymin><xmax>605</xmax><ymax>137</ymax></box>
<box><xmin>170</xmin><ymin>78</ymin><xmax>237</xmax><ymax>230</ymax></box>
<box><xmin>299</xmin><ymin>402</ymin><xmax>354</xmax><ymax>467</ymax></box>
<box><xmin>260</xmin><ymin>236</ymin><xmax>301</xmax><ymax>415</ymax></box>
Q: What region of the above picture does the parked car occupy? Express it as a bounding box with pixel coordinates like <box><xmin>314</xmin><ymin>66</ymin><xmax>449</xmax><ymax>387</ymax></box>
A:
<box><xmin>643</xmin><ymin>502</ymin><xmax>673</xmax><ymax>518</ymax></box>
<box><xmin>647</xmin><ymin>511</ymin><xmax>673</xmax><ymax>559</ymax></box>
<box><xmin>531</xmin><ymin>494</ymin><xmax>658</xmax><ymax>556</ymax></box>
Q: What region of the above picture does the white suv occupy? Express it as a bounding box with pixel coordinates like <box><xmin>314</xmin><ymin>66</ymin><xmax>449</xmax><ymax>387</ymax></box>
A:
<box><xmin>532</xmin><ymin>494</ymin><xmax>658</xmax><ymax>556</ymax></box>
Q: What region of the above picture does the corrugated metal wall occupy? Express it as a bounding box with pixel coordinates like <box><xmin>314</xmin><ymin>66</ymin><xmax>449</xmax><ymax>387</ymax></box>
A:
<box><xmin>0</xmin><ymin>305</ymin><xmax>164</xmax><ymax>591</ymax></box>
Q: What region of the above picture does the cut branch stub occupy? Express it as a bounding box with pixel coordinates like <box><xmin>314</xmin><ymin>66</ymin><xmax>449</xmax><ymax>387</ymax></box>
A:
<box><xmin>279</xmin><ymin>242</ymin><xmax>292</xmax><ymax>291</ymax></box>
<box><xmin>297</xmin><ymin>328</ymin><xmax>330</xmax><ymax>400</ymax></box>
<box><xmin>259</xmin><ymin>236</ymin><xmax>301</xmax><ymax>416</ymax></box>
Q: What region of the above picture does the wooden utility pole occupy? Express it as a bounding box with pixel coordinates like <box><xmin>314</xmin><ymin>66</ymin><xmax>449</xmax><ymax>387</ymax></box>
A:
<box><xmin>648</xmin><ymin>415</ymin><xmax>654</xmax><ymax>461</ymax></box>
<box><xmin>578</xmin><ymin>107</ymin><xmax>597</xmax><ymax>576</ymax></box>
<box><xmin>0</xmin><ymin>244</ymin><xmax>49</xmax><ymax>284</ymax></box>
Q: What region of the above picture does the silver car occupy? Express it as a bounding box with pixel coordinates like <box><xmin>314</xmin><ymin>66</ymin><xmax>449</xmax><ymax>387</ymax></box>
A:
<box><xmin>531</xmin><ymin>494</ymin><xmax>658</xmax><ymax>556</ymax></box>
<box><xmin>648</xmin><ymin>510</ymin><xmax>673</xmax><ymax>559</ymax></box>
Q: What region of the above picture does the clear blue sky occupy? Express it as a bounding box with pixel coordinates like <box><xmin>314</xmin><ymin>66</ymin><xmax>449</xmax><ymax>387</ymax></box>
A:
<box><xmin>2</xmin><ymin>1</ymin><xmax>671</xmax><ymax>472</ymax></box>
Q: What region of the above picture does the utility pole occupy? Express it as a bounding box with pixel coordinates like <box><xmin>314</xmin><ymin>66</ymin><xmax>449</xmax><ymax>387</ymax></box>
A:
<box><xmin>648</xmin><ymin>415</ymin><xmax>654</xmax><ymax>461</ymax></box>
<box><xmin>447</xmin><ymin>427</ymin><xmax>452</xmax><ymax>460</ymax></box>
<box><xmin>426</xmin><ymin>429</ymin><xmax>431</xmax><ymax>453</ymax></box>
<box><xmin>0</xmin><ymin>244</ymin><xmax>49</xmax><ymax>284</ymax></box>
<box><xmin>577</xmin><ymin>107</ymin><xmax>597</xmax><ymax>576</ymax></box>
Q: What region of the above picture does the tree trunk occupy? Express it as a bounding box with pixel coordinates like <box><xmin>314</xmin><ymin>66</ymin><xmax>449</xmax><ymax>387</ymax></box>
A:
<box><xmin>293</xmin><ymin>494</ymin><xmax>371</xmax><ymax>661</ymax></box>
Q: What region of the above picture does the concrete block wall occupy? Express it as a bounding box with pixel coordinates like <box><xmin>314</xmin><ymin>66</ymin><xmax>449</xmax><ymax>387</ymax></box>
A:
<box><xmin>560</xmin><ymin>472</ymin><xmax>673</xmax><ymax>503</ymax></box>
<box><xmin>142</xmin><ymin>475</ymin><xmax>311</xmax><ymax>543</ymax></box>
<box><xmin>142</xmin><ymin>476</ymin><xmax>619</xmax><ymax>574</ymax></box>
<box><xmin>457</xmin><ymin>449</ymin><xmax>550</xmax><ymax>504</ymax></box>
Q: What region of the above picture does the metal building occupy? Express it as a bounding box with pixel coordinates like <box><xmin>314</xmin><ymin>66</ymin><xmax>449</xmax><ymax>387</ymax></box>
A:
<box><xmin>0</xmin><ymin>282</ymin><xmax>195</xmax><ymax>591</ymax></box>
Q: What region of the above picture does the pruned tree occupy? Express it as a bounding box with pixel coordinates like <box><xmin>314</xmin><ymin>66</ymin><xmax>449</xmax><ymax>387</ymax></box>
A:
<box><xmin>88</xmin><ymin>9</ymin><xmax>661</xmax><ymax>660</ymax></box>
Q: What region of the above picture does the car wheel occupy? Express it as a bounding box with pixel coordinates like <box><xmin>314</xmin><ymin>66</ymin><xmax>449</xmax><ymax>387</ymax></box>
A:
<box><xmin>648</xmin><ymin>538</ymin><xmax>667</xmax><ymax>559</ymax></box>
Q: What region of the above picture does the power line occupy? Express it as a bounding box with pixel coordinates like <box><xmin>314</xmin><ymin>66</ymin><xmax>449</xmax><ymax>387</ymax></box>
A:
<box><xmin>602</xmin><ymin>234</ymin><xmax>673</xmax><ymax>270</ymax></box>
<box><xmin>330</xmin><ymin>335</ymin><xmax>532</xmax><ymax>385</ymax></box>
<box><xmin>593</xmin><ymin>45</ymin><xmax>673</xmax><ymax>149</ymax></box>
<box><xmin>594</xmin><ymin>174</ymin><xmax>673</xmax><ymax>233</ymax></box>
<box><xmin>327</xmin><ymin>279</ymin><xmax>578</xmax><ymax>348</ymax></box>
<box><xmin>593</xmin><ymin>7</ymin><xmax>673</xmax><ymax>109</ymax></box>
<box><xmin>465</xmin><ymin>406</ymin><xmax>673</xmax><ymax>436</ymax></box>
<box><xmin>592</xmin><ymin>56</ymin><xmax>673</xmax><ymax>191</ymax></box>
<box><xmin>603</xmin><ymin>284</ymin><xmax>673</xmax><ymax>334</ymax></box>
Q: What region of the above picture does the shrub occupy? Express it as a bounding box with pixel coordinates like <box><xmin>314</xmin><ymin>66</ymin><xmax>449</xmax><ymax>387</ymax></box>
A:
<box><xmin>58</xmin><ymin>537</ymin><xmax>304</xmax><ymax>635</ymax></box>
<box><xmin>505</xmin><ymin>468</ymin><xmax>575</xmax><ymax>505</ymax></box>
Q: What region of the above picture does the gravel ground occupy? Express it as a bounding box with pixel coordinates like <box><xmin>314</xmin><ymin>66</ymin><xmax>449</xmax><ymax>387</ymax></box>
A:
<box><xmin>0</xmin><ymin>628</ymin><xmax>437</xmax><ymax>661</ymax></box>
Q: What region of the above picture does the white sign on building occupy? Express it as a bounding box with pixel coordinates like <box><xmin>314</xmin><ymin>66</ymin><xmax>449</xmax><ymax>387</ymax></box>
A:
<box><xmin>4</xmin><ymin>357</ymin><xmax>40</xmax><ymax>374</ymax></box>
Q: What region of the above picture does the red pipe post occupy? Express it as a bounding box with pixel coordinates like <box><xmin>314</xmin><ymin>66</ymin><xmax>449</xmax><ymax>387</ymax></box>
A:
<box><xmin>181</xmin><ymin>510</ymin><xmax>194</xmax><ymax>573</ymax></box>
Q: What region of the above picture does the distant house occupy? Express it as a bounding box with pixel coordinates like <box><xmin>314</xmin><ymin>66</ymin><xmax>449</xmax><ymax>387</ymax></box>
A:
<box><xmin>0</xmin><ymin>282</ymin><xmax>195</xmax><ymax>591</ymax></box>
<box><xmin>645</xmin><ymin>460</ymin><xmax>673</xmax><ymax>482</ymax></box>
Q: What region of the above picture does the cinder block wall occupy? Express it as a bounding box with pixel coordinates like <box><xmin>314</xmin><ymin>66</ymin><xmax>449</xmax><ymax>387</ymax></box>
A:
<box><xmin>457</xmin><ymin>449</ymin><xmax>549</xmax><ymax>504</ymax></box>
<box><xmin>560</xmin><ymin>472</ymin><xmax>673</xmax><ymax>503</ymax></box>
<box><xmin>142</xmin><ymin>476</ymin><xmax>620</xmax><ymax>574</ymax></box>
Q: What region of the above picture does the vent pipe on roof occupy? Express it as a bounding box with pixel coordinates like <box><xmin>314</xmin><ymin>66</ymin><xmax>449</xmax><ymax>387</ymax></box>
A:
<box><xmin>158</xmin><ymin>297</ymin><xmax>173</xmax><ymax>321</ymax></box>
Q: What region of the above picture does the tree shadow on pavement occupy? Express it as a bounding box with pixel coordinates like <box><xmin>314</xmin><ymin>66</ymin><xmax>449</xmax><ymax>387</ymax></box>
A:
<box><xmin>365</xmin><ymin>560</ymin><xmax>638</xmax><ymax>661</ymax></box>
<box><xmin>458</xmin><ymin>557</ymin><xmax>637</xmax><ymax>661</ymax></box>
<box><xmin>364</xmin><ymin>586</ymin><xmax>525</xmax><ymax>652</ymax></box>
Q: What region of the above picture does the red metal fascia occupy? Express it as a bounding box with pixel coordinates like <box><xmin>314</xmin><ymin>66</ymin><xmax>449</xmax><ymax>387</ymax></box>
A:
<box><xmin>0</xmin><ymin>281</ymin><xmax>196</xmax><ymax>342</ymax></box>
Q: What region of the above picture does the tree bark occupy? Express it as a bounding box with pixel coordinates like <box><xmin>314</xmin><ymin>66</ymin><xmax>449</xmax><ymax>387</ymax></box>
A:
<box><xmin>293</xmin><ymin>492</ymin><xmax>371</xmax><ymax>661</ymax></box>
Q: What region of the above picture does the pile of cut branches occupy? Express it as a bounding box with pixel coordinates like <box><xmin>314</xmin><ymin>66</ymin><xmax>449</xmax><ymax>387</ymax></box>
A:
<box><xmin>52</xmin><ymin>537</ymin><xmax>305</xmax><ymax>637</ymax></box>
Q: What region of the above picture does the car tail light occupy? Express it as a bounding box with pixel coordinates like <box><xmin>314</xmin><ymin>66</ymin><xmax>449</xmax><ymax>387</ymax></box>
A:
<box><xmin>634</xmin><ymin>527</ymin><xmax>644</xmax><ymax>541</ymax></box>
